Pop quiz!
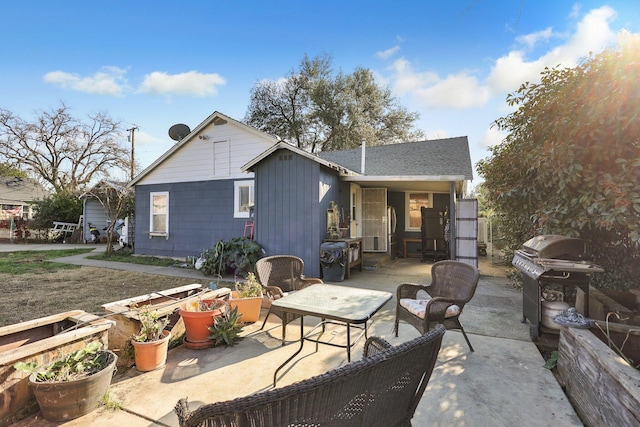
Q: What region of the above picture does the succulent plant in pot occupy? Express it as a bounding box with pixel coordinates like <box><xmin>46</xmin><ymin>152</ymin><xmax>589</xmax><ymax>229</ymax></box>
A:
<box><xmin>178</xmin><ymin>298</ymin><xmax>228</xmax><ymax>349</ymax></box>
<box><xmin>229</xmin><ymin>272</ymin><xmax>264</xmax><ymax>323</ymax></box>
<box><xmin>208</xmin><ymin>305</ymin><xmax>245</xmax><ymax>346</ymax></box>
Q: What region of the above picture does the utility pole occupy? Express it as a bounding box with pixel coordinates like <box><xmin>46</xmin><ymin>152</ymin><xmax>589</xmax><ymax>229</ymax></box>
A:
<box><xmin>127</xmin><ymin>126</ymin><xmax>138</xmax><ymax>180</ymax></box>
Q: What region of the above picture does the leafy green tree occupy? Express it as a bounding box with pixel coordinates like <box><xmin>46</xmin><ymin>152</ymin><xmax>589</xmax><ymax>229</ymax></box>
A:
<box><xmin>32</xmin><ymin>194</ymin><xmax>83</xmax><ymax>231</ymax></box>
<box><xmin>477</xmin><ymin>33</ymin><xmax>640</xmax><ymax>290</ymax></box>
<box><xmin>0</xmin><ymin>162</ymin><xmax>27</xmax><ymax>178</ymax></box>
<box><xmin>0</xmin><ymin>103</ymin><xmax>130</xmax><ymax>195</ymax></box>
<box><xmin>244</xmin><ymin>53</ymin><xmax>424</xmax><ymax>153</ymax></box>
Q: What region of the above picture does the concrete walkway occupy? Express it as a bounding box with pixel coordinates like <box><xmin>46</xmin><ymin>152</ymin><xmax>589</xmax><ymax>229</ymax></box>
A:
<box><xmin>4</xmin><ymin>244</ymin><xmax>583</xmax><ymax>426</ymax></box>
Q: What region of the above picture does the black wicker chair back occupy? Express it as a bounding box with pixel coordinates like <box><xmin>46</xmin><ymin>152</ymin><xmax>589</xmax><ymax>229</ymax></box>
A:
<box><xmin>175</xmin><ymin>324</ymin><xmax>445</xmax><ymax>427</ymax></box>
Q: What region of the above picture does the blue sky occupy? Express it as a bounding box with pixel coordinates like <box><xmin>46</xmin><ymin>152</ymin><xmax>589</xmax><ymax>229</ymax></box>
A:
<box><xmin>2</xmin><ymin>1</ymin><xmax>638</xmax><ymax>187</ymax></box>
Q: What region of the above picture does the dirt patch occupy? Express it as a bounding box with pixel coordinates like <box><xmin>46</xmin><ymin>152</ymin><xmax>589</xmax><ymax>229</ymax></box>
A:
<box><xmin>0</xmin><ymin>267</ymin><xmax>209</xmax><ymax>327</ymax></box>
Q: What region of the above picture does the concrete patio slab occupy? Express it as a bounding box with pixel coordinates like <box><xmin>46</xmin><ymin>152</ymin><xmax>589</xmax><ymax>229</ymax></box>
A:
<box><xmin>3</xmin><ymin>245</ymin><xmax>583</xmax><ymax>426</ymax></box>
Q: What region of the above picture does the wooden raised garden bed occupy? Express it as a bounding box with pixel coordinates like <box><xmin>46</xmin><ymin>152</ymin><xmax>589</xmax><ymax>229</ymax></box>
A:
<box><xmin>576</xmin><ymin>286</ymin><xmax>640</xmax><ymax>326</ymax></box>
<box><xmin>557</xmin><ymin>322</ymin><xmax>640</xmax><ymax>426</ymax></box>
<box><xmin>0</xmin><ymin>310</ymin><xmax>113</xmax><ymax>426</ymax></box>
<box><xmin>101</xmin><ymin>284</ymin><xmax>231</xmax><ymax>365</ymax></box>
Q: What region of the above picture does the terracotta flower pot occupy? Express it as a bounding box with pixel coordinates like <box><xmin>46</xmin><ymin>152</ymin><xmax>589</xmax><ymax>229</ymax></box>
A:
<box><xmin>131</xmin><ymin>330</ymin><xmax>171</xmax><ymax>372</ymax></box>
<box><xmin>179</xmin><ymin>299</ymin><xmax>227</xmax><ymax>349</ymax></box>
<box><xmin>229</xmin><ymin>291</ymin><xmax>263</xmax><ymax>323</ymax></box>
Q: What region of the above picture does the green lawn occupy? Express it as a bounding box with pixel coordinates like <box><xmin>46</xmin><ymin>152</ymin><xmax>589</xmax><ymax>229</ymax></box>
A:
<box><xmin>0</xmin><ymin>249</ymin><xmax>94</xmax><ymax>274</ymax></box>
<box><xmin>86</xmin><ymin>251</ymin><xmax>182</xmax><ymax>267</ymax></box>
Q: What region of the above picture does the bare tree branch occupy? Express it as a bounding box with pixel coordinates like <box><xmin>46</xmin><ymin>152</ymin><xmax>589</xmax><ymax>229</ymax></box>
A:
<box><xmin>0</xmin><ymin>103</ymin><xmax>129</xmax><ymax>195</ymax></box>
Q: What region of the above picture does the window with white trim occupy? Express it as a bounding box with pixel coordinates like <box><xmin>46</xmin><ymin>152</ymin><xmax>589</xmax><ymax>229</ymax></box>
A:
<box><xmin>150</xmin><ymin>192</ymin><xmax>169</xmax><ymax>235</ymax></box>
<box><xmin>405</xmin><ymin>192</ymin><xmax>431</xmax><ymax>231</ymax></box>
<box><xmin>234</xmin><ymin>181</ymin><xmax>254</xmax><ymax>218</ymax></box>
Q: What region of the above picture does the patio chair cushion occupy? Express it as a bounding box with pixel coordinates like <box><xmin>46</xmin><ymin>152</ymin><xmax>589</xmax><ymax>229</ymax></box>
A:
<box><xmin>400</xmin><ymin>298</ymin><xmax>460</xmax><ymax>319</ymax></box>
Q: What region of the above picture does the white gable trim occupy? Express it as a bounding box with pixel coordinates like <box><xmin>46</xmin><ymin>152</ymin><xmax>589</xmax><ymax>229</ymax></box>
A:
<box><xmin>129</xmin><ymin>112</ymin><xmax>278</xmax><ymax>187</ymax></box>
<box><xmin>241</xmin><ymin>141</ymin><xmax>357</xmax><ymax>175</ymax></box>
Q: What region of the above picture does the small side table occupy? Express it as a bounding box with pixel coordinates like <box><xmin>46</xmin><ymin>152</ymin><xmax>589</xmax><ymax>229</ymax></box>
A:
<box><xmin>403</xmin><ymin>238</ymin><xmax>422</xmax><ymax>258</ymax></box>
<box><xmin>323</xmin><ymin>237</ymin><xmax>363</xmax><ymax>279</ymax></box>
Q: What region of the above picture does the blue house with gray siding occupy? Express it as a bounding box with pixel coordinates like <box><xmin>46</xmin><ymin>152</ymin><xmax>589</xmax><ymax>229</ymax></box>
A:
<box><xmin>128</xmin><ymin>112</ymin><xmax>278</xmax><ymax>258</ymax></box>
<box><xmin>130</xmin><ymin>107</ymin><xmax>474</xmax><ymax>277</ymax></box>
<box><xmin>243</xmin><ymin>137</ymin><xmax>474</xmax><ymax>277</ymax></box>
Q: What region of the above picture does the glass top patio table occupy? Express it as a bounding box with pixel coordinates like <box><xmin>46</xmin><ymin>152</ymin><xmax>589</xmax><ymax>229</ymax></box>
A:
<box><xmin>271</xmin><ymin>283</ymin><xmax>392</xmax><ymax>321</ymax></box>
<box><xmin>271</xmin><ymin>284</ymin><xmax>393</xmax><ymax>385</ymax></box>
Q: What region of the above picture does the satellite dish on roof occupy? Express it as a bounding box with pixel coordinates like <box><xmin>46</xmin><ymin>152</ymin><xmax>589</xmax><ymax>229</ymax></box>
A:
<box><xmin>168</xmin><ymin>124</ymin><xmax>191</xmax><ymax>141</ymax></box>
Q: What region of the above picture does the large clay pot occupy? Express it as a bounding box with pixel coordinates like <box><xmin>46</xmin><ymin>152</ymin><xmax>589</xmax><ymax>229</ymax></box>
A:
<box><xmin>29</xmin><ymin>350</ymin><xmax>117</xmax><ymax>422</ymax></box>
<box><xmin>179</xmin><ymin>299</ymin><xmax>227</xmax><ymax>349</ymax></box>
<box><xmin>131</xmin><ymin>330</ymin><xmax>171</xmax><ymax>372</ymax></box>
<box><xmin>228</xmin><ymin>291</ymin><xmax>263</xmax><ymax>323</ymax></box>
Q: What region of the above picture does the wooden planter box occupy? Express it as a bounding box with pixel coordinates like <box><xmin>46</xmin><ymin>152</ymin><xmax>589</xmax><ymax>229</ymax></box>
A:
<box><xmin>576</xmin><ymin>286</ymin><xmax>640</xmax><ymax>326</ymax></box>
<box><xmin>0</xmin><ymin>311</ymin><xmax>113</xmax><ymax>426</ymax></box>
<box><xmin>101</xmin><ymin>284</ymin><xmax>231</xmax><ymax>365</ymax></box>
<box><xmin>557</xmin><ymin>323</ymin><xmax>640</xmax><ymax>426</ymax></box>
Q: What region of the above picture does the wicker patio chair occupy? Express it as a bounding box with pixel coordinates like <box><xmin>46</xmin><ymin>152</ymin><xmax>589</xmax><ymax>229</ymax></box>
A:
<box><xmin>175</xmin><ymin>324</ymin><xmax>445</xmax><ymax>427</ymax></box>
<box><xmin>394</xmin><ymin>260</ymin><xmax>480</xmax><ymax>352</ymax></box>
<box><xmin>255</xmin><ymin>255</ymin><xmax>323</xmax><ymax>345</ymax></box>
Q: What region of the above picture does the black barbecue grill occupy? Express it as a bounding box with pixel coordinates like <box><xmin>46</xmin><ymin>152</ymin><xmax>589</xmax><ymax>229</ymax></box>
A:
<box><xmin>512</xmin><ymin>234</ymin><xmax>604</xmax><ymax>340</ymax></box>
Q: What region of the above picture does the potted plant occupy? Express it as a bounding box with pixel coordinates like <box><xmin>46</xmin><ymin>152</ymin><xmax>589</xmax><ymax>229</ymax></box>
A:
<box><xmin>229</xmin><ymin>272</ymin><xmax>264</xmax><ymax>323</ymax></box>
<box><xmin>13</xmin><ymin>342</ymin><xmax>117</xmax><ymax>422</ymax></box>
<box><xmin>200</xmin><ymin>237</ymin><xmax>264</xmax><ymax>277</ymax></box>
<box><xmin>208</xmin><ymin>305</ymin><xmax>245</xmax><ymax>346</ymax></box>
<box><xmin>130</xmin><ymin>308</ymin><xmax>171</xmax><ymax>372</ymax></box>
<box><xmin>178</xmin><ymin>298</ymin><xmax>227</xmax><ymax>349</ymax></box>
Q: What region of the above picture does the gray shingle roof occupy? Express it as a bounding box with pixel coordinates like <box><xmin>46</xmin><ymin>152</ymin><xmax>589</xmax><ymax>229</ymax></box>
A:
<box><xmin>317</xmin><ymin>137</ymin><xmax>473</xmax><ymax>180</ymax></box>
<box><xmin>0</xmin><ymin>176</ymin><xmax>47</xmax><ymax>204</ymax></box>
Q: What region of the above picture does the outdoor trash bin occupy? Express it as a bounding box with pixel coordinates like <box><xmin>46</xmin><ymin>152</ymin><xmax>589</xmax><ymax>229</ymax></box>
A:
<box><xmin>320</xmin><ymin>241</ymin><xmax>347</xmax><ymax>282</ymax></box>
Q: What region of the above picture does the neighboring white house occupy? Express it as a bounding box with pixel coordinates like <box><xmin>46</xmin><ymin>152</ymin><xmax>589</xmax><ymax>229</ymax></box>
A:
<box><xmin>80</xmin><ymin>180</ymin><xmax>131</xmax><ymax>244</ymax></box>
<box><xmin>0</xmin><ymin>176</ymin><xmax>47</xmax><ymax>220</ymax></box>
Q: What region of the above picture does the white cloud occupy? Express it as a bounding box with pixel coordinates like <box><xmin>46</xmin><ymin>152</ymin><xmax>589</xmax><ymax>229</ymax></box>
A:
<box><xmin>479</xmin><ymin>126</ymin><xmax>506</xmax><ymax>150</ymax></box>
<box><xmin>416</xmin><ymin>73</ymin><xmax>491</xmax><ymax>109</ymax></box>
<box><xmin>390</xmin><ymin>58</ymin><xmax>439</xmax><ymax>94</ymax></box>
<box><xmin>385</xmin><ymin>6</ymin><xmax>621</xmax><ymax>112</ymax></box>
<box><xmin>43</xmin><ymin>66</ymin><xmax>128</xmax><ymax>96</ymax></box>
<box><xmin>376</xmin><ymin>45</ymin><xmax>400</xmax><ymax>60</ymax></box>
<box><xmin>138</xmin><ymin>71</ymin><xmax>226</xmax><ymax>97</ymax></box>
<box><xmin>516</xmin><ymin>27</ymin><xmax>554</xmax><ymax>50</ymax></box>
<box><xmin>390</xmin><ymin>58</ymin><xmax>490</xmax><ymax>109</ymax></box>
<box><xmin>486</xmin><ymin>6</ymin><xmax>618</xmax><ymax>94</ymax></box>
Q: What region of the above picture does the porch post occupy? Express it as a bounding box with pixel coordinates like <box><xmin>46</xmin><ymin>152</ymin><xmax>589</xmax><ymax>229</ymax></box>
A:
<box><xmin>449</xmin><ymin>181</ymin><xmax>456</xmax><ymax>260</ymax></box>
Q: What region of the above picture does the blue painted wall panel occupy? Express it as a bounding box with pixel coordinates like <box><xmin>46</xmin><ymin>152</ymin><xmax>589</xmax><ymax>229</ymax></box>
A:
<box><xmin>134</xmin><ymin>180</ymin><xmax>248</xmax><ymax>258</ymax></box>
<box><xmin>253</xmin><ymin>151</ymin><xmax>340</xmax><ymax>277</ymax></box>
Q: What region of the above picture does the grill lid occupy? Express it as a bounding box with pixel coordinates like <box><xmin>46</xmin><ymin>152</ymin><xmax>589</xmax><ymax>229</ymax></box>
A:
<box><xmin>520</xmin><ymin>234</ymin><xmax>587</xmax><ymax>260</ymax></box>
<box><xmin>512</xmin><ymin>234</ymin><xmax>603</xmax><ymax>279</ymax></box>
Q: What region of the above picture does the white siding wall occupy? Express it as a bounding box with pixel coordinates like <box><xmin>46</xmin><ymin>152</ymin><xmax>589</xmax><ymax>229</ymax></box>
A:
<box><xmin>137</xmin><ymin>122</ymin><xmax>275</xmax><ymax>185</ymax></box>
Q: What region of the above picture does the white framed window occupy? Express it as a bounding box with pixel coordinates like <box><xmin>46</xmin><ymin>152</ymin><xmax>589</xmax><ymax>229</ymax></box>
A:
<box><xmin>234</xmin><ymin>180</ymin><xmax>254</xmax><ymax>218</ymax></box>
<box><xmin>405</xmin><ymin>192</ymin><xmax>431</xmax><ymax>231</ymax></box>
<box><xmin>149</xmin><ymin>192</ymin><xmax>169</xmax><ymax>236</ymax></box>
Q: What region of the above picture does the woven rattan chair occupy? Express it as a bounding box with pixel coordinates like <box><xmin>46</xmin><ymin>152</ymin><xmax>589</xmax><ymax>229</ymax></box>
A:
<box><xmin>394</xmin><ymin>260</ymin><xmax>479</xmax><ymax>352</ymax></box>
<box><xmin>175</xmin><ymin>324</ymin><xmax>445</xmax><ymax>427</ymax></box>
<box><xmin>255</xmin><ymin>255</ymin><xmax>323</xmax><ymax>345</ymax></box>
